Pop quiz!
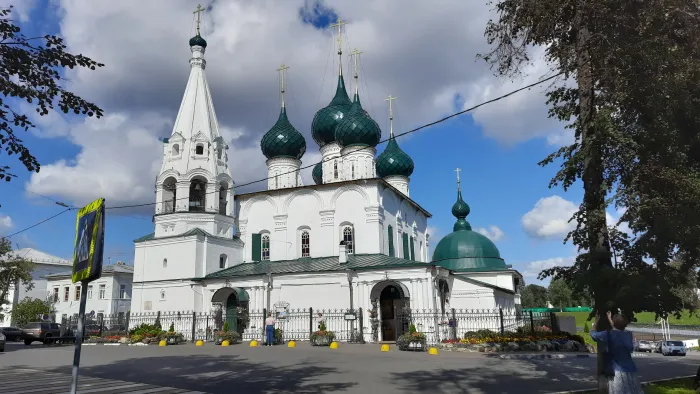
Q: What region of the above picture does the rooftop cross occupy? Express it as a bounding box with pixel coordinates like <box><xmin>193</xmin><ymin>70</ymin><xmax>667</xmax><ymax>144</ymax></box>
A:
<box><xmin>276</xmin><ymin>64</ymin><xmax>289</xmax><ymax>108</ymax></box>
<box><xmin>193</xmin><ymin>4</ymin><xmax>206</xmax><ymax>36</ymax></box>
<box><xmin>386</xmin><ymin>95</ymin><xmax>397</xmax><ymax>137</ymax></box>
<box><xmin>455</xmin><ymin>168</ymin><xmax>462</xmax><ymax>192</ymax></box>
<box><xmin>350</xmin><ymin>48</ymin><xmax>362</xmax><ymax>95</ymax></box>
<box><xmin>329</xmin><ymin>18</ymin><xmax>348</xmax><ymax>75</ymax></box>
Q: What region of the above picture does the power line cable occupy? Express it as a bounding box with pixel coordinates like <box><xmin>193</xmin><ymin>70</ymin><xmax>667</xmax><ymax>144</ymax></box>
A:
<box><xmin>105</xmin><ymin>71</ymin><xmax>564</xmax><ymax>211</ymax></box>
<box><xmin>2</xmin><ymin>208</ymin><xmax>73</xmax><ymax>239</ymax></box>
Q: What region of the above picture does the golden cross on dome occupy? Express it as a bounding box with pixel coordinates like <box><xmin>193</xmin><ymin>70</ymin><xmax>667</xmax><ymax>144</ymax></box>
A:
<box><xmin>193</xmin><ymin>4</ymin><xmax>206</xmax><ymax>35</ymax></box>
<box><xmin>276</xmin><ymin>64</ymin><xmax>289</xmax><ymax>108</ymax></box>
<box><xmin>455</xmin><ymin>168</ymin><xmax>462</xmax><ymax>191</ymax></box>
<box><xmin>386</xmin><ymin>95</ymin><xmax>397</xmax><ymax>137</ymax></box>
<box><xmin>329</xmin><ymin>18</ymin><xmax>348</xmax><ymax>53</ymax></box>
<box><xmin>350</xmin><ymin>48</ymin><xmax>362</xmax><ymax>77</ymax></box>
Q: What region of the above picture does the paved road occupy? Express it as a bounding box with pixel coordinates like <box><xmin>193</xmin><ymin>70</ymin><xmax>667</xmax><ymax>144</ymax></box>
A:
<box><xmin>1</xmin><ymin>368</ymin><xmax>204</xmax><ymax>394</ymax></box>
<box><xmin>2</xmin><ymin>342</ymin><xmax>698</xmax><ymax>393</ymax></box>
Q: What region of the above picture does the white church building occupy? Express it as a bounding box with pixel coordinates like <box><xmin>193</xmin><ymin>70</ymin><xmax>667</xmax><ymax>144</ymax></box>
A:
<box><xmin>130</xmin><ymin>23</ymin><xmax>523</xmax><ymax>342</ymax></box>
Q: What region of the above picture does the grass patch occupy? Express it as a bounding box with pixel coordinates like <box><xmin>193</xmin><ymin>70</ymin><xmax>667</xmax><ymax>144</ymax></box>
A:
<box><xmin>557</xmin><ymin>310</ymin><xmax>700</xmax><ymax>326</ymax></box>
<box><xmin>582</xmin><ymin>378</ymin><xmax>695</xmax><ymax>393</ymax></box>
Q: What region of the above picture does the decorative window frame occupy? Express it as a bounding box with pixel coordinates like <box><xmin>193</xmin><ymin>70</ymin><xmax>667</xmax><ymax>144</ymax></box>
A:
<box><xmin>261</xmin><ymin>231</ymin><xmax>271</xmax><ymax>261</ymax></box>
<box><xmin>339</xmin><ymin>222</ymin><xmax>355</xmax><ymax>254</ymax></box>
<box><xmin>219</xmin><ymin>254</ymin><xmax>228</xmax><ymax>269</ymax></box>
<box><xmin>298</xmin><ymin>226</ymin><xmax>311</xmax><ymax>258</ymax></box>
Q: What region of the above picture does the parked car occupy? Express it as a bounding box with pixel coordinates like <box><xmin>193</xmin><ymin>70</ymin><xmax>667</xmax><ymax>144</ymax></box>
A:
<box><xmin>636</xmin><ymin>340</ymin><xmax>652</xmax><ymax>352</ymax></box>
<box><xmin>21</xmin><ymin>322</ymin><xmax>63</xmax><ymax>345</ymax></box>
<box><xmin>0</xmin><ymin>331</ymin><xmax>5</xmax><ymax>352</ymax></box>
<box><xmin>0</xmin><ymin>326</ymin><xmax>23</xmax><ymax>342</ymax></box>
<box><xmin>661</xmin><ymin>340</ymin><xmax>687</xmax><ymax>356</ymax></box>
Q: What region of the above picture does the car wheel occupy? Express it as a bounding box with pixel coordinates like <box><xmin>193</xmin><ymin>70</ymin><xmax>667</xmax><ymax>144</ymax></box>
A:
<box><xmin>43</xmin><ymin>336</ymin><xmax>53</xmax><ymax>345</ymax></box>
<box><xmin>0</xmin><ymin>346</ymin><xmax>4</xmax><ymax>352</ymax></box>
<box><xmin>24</xmin><ymin>340</ymin><xmax>31</xmax><ymax>346</ymax></box>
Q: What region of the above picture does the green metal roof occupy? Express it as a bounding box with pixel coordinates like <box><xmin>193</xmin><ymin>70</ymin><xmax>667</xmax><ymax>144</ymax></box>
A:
<box><xmin>189</xmin><ymin>34</ymin><xmax>208</xmax><ymax>48</ymax></box>
<box><xmin>311</xmin><ymin>75</ymin><xmax>352</xmax><ymax>146</ymax></box>
<box><xmin>134</xmin><ymin>228</ymin><xmax>242</xmax><ymax>244</ymax></box>
<box><xmin>260</xmin><ymin>107</ymin><xmax>306</xmax><ymax>160</ymax></box>
<box><xmin>198</xmin><ymin>253</ymin><xmax>429</xmax><ymax>280</ymax></box>
<box><xmin>376</xmin><ymin>136</ymin><xmax>414</xmax><ymax>178</ymax></box>
<box><xmin>334</xmin><ymin>93</ymin><xmax>382</xmax><ymax>148</ymax></box>
<box><xmin>454</xmin><ymin>274</ymin><xmax>514</xmax><ymax>294</ymax></box>
<box><xmin>312</xmin><ymin>162</ymin><xmax>323</xmax><ymax>185</ymax></box>
<box><xmin>431</xmin><ymin>189</ymin><xmax>508</xmax><ymax>272</ymax></box>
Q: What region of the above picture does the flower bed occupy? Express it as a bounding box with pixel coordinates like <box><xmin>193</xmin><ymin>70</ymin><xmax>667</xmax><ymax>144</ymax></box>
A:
<box><xmin>439</xmin><ymin>330</ymin><xmax>592</xmax><ymax>353</ymax></box>
<box><xmin>86</xmin><ymin>335</ymin><xmax>123</xmax><ymax>344</ymax></box>
<box><xmin>214</xmin><ymin>331</ymin><xmax>242</xmax><ymax>345</ymax></box>
<box><xmin>310</xmin><ymin>322</ymin><xmax>335</xmax><ymax>346</ymax></box>
<box><xmin>397</xmin><ymin>324</ymin><xmax>427</xmax><ymax>351</ymax></box>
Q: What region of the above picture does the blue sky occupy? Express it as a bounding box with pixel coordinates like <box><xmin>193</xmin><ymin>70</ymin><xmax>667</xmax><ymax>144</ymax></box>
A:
<box><xmin>0</xmin><ymin>0</ymin><xmax>598</xmax><ymax>285</ymax></box>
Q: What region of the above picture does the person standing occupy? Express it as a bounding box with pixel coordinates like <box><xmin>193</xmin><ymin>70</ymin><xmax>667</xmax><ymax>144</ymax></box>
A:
<box><xmin>265</xmin><ymin>312</ymin><xmax>276</xmax><ymax>346</ymax></box>
<box><xmin>590</xmin><ymin>311</ymin><xmax>643</xmax><ymax>393</ymax></box>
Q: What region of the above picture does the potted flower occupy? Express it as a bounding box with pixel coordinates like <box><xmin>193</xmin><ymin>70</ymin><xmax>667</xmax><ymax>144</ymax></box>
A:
<box><xmin>397</xmin><ymin>324</ymin><xmax>427</xmax><ymax>351</ymax></box>
<box><xmin>215</xmin><ymin>321</ymin><xmax>242</xmax><ymax>345</ymax></box>
<box><xmin>274</xmin><ymin>328</ymin><xmax>284</xmax><ymax>345</ymax></box>
<box><xmin>310</xmin><ymin>321</ymin><xmax>335</xmax><ymax>346</ymax></box>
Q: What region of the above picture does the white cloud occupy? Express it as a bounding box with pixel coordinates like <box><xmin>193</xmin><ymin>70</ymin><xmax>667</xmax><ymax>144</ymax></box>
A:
<box><xmin>22</xmin><ymin>0</ymin><xmax>570</xmax><ymax>207</ymax></box>
<box><xmin>474</xmin><ymin>225</ymin><xmax>504</xmax><ymax>241</ymax></box>
<box><xmin>426</xmin><ymin>226</ymin><xmax>441</xmax><ymax>240</ymax></box>
<box><xmin>521</xmin><ymin>256</ymin><xmax>575</xmax><ymax>284</ymax></box>
<box><xmin>522</xmin><ymin>196</ymin><xmax>577</xmax><ymax>239</ymax></box>
<box><xmin>0</xmin><ymin>214</ymin><xmax>13</xmax><ymax>235</ymax></box>
<box><xmin>0</xmin><ymin>1</ymin><xmax>37</xmax><ymax>23</ymax></box>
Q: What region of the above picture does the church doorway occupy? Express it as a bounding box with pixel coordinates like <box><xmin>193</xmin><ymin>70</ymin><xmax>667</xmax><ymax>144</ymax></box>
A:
<box><xmin>225</xmin><ymin>293</ymin><xmax>238</xmax><ymax>332</ymax></box>
<box><xmin>370</xmin><ymin>281</ymin><xmax>410</xmax><ymax>342</ymax></box>
<box><xmin>211</xmin><ymin>286</ymin><xmax>250</xmax><ymax>334</ymax></box>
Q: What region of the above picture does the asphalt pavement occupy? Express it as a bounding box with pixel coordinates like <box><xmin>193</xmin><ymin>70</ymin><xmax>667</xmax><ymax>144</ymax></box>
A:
<box><xmin>1</xmin><ymin>342</ymin><xmax>698</xmax><ymax>394</ymax></box>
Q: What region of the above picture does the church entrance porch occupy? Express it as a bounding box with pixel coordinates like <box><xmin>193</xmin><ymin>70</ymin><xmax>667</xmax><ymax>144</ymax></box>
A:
<box><xmin>211</xmin><ymin>287</ymin><xmax>250</xmax><ymax>334</ymax></box>
<box><xmin>369</xmin><ymin>281</ymin><xmax>410</xmax><ymax>342</ymax></box>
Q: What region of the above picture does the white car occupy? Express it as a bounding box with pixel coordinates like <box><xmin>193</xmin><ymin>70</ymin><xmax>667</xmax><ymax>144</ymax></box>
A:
<box><xmin>661</xmin><ymin>340</ymin><xmax>686</xmax><ymax>356</ymax></box>
<box><xmin>636</xmin><ymin>340</ymin><xmax>653</xmax><ymax>352</ymax></box>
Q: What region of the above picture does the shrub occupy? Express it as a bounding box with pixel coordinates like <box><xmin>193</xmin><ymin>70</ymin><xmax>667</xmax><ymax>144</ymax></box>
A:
<box><xmin>128</xmin><ymin>323</ymin><xmax>166</xmax><ymax>339</ymax></box>
<box><xmin>168</xmin><ymin>322</ymin><xmax>175</xmax><ymax>333</ymax></box>
<box><xmin>409</xmin><ymin>324</ymin><xmax>417</xmax><ymax>334</ymax></box>
<box><xmin>319</xmin><ymin>321</ymin><xmax>327</xmax><ymax>332</ymax></box>
<box><xmin>397</xmin><ymin>331</ymin><xmax>427</xmax><ymax>351</ymax></box>
<box><xmin>583</xmin><ymin>322</ymin><xmax>590</xmax><ymax>333</ymax></box>
<box><xmin>217</xmin><ymin>331</ymin><xmax>241</xmax><ymax>343</ymax></box>
<box><xmin>223</xmin><ymin>321</ymin><xmax>230</xmax><ymax>332</ymax></box>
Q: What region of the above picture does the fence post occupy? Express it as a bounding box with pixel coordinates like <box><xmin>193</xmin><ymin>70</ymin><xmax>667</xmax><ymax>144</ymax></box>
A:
<box><xmin>125</xmin><ymin>311</ymin><xmax>131</xmax><ymax>334</ymax></box>
<box><xmin>550</xmin><ymin>312</ymin><xmax>559</xmax><ymax>333</ymax></box>
<box><xmin>205</xmin><ymin>314</ymin><xmax>210</xmax><ymax>342</ymax></box>
<box><xmin>529</xmin><ymin>310</ymin><xmax>535</xmax><ymax>334</ymax></box>
<box><xmin>358</xmin><ymin>307</ymin><xmax>364</xmax><ymax>343</ymax></box>
<box><xmin>262</xmin><ymin>308</ymin><xmax>267</xmax><ymax>340</ymax></box>
<box><xmin>309</xmin><ymin>307</ymin><xmax>313</xmax><ymax>337</ymax></box>
<box><xmin>499</xmin><ymin>308</ymin><xmax>505</xmax><ymax>335</ymax></box>
<box><xmin>394</xmin><ymin>306</ymin><xmax>399</xmax><ymax>340</ymax></box>
<box><xmin>98</xmin><ymin>314</ymin><xmax>103</xmax><ymax>337</ymax></box>
<box><xmin>451</xmin><ymin>308</ymin><xmax>457</xmax><ymax>340</ymax></box>
<box><xmin>191</xmin><ymin>312</ymin><xmax>196</xmax><ymax>342</ymax></box>
<box><xmin>155</xmin><ymin>311</ymin><xmax>161</xmax><ymax>328</ymax></box>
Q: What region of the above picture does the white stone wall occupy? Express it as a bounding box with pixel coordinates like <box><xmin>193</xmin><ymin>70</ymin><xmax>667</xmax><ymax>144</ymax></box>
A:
<box><xmin>236</xmin><ymin>180</ymin><xmax>429</xmax><ymax>262</ymax></box>
<box><xmin>320</xmin><ymin>142</ymin><xmax>342</xmax><ymax>184</ymax></box>
<box><xmin>266</xmin><ymin>157</ymin><xmax>302</xmax><ymax>190</ymax></box>
<box><xmin>47</xmin><ymin>274</ymin><xmax>132</xmax><ymax>319</ymax></box>
<box><xmin>340</xmin><ymin>146</ymin><xmax>376</xmax><ymax>181</ymax></box>
<box><xmin>383</xmin><ymin>175</ymin><xmax>410</xmax><ymax>197</ymax></box>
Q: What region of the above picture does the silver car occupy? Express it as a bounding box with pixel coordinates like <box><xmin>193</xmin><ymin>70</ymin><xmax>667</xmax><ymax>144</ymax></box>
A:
<box><xmin>636</xmin><ymin>340</ymin><xmax>652</xmax><ymax>352</ymax></box>
<box><xmin>661</xmin><ymin>340</ymin><xmax>686</xmax><ymax>356</ymax></box>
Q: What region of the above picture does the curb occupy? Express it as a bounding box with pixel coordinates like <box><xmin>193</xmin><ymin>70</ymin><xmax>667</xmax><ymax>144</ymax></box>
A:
<box><xmin>498</xmin><ymin>353</ymin><xmax>592</xmax><ymax>360</ymax></box>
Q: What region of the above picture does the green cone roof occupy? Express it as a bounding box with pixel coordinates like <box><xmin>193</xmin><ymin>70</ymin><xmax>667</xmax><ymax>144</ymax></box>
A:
<box><xmin>311</xmin><ymin>75</ymin><xmax>352</xmax><ymax>146</ymax></box>
<box><xmin>335</xmin><ymin>93</ymin><xmax>382</xmax><ymax>147</ymax></box>
<box><xmin>260</xmin><ymin>107</ymin><xmax>306</xmax><ymax>160</ymax></box>
<box><xmin>189</xmin><ymin>35</ymin><xmax>208</xmax><ymax>48</ymax></box>
<box><xmin>431</xmin><ymin>188</ymin><xmax>507</xmax><ymax>271</ymax></box>
<box><xmin>312</xmin><ymin>162</ymin><xmax>323</xmax><ymax>185</ymax></box>
<box><xmin>376</xmin><ymin>136</ymin><xmax>414</xmax><ymax>177</ymax></box>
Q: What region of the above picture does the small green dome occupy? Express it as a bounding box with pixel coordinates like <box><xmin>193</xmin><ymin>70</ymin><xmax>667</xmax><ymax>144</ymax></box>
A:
<box><xmin>376</xmin><ymin>136</ymin><xmax>414</xmax><ymax>177</ymax></box>
<box><xmin>260</xmin><ymin>108</ymin><xmax>306</xmax><ymax>160</ymax></box>
<box><xmin>189</xmin><ymin>35</ymin><xmax>208</xmax><ymax>48</ymax></box>
<box><xmin>335</xmin><ymin>93</ymin><xmax>382</xmax><ymax>147</ymax></box>
<box><xmin>311</xmin><ymin>75</ymin><xmax>352</xmax><ymax>146</ymax></box>
<box><xmin>312</xmin><ymin>162</ymin><xmax>323</xmax><ymax>185</ymax></box>
<box><xmin>431</xmin><ymin>189</ymin><xmax>507</xmax><ymax>271</ymax></box>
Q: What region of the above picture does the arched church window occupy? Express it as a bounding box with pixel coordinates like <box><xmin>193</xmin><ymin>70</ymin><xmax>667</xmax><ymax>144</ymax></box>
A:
<box><xmin>163</xmin><ymin>258</ymin><xmax>167</xmax><ymax>268</ymax></box>
<box><xmin>343</xmin><ymin>226</ymin><xmax>354</xmax><ymax>254</ymax></box>
<box><xmin>217</xmin><ymin>146</ymin><xmax>222</xmax><ymax>160</ymax></box>
<box><xmin>261</xmin><ymin>234</ymin><xmax>270</xmax><ymax>261</ymax></box>
<box><xmin>334</xmin><ymin>161</ymin><xmax>338</xmax><ymax>179</ymax></box>
<box><xmin>189</xmin><ymin>179</ymin><xmax>206</xmax><ymax>212</ymax></box>
<box><xmin>275</xmin><ymin>173</ymin><xmax>279</xmax><ymax>189</ymax></box>
<box><xmin>301</xmin><ymin>231</ymin><xmax>310</xmax><ymax>257</ymax></box>
<box><xmin>160</xmin><ymin>289</ymin><xmax>166</xmax><ymax>300</ymax></box>
<box><xmin>195</xmin><ymin>144</ymin><xmax>204</xmax><ymax>155</ymax></box>
<box><xmin>219</xmin><ymin>254</ymin><xmax>227</xmax><ymax>269</ymax></box>
<box><xmin>218</xmin><ymin>184</ymin><xmax>227</xmax><ymax>215</ymax></box>
<box><xmin>351</xmin><ymin>162</ymin><xmax>355</xmax><ymax>179</ymax></box>
<box><xmin>172</xmin><ymin>144</ymin><xmax>180</xmax><ymax>156</ymax></box>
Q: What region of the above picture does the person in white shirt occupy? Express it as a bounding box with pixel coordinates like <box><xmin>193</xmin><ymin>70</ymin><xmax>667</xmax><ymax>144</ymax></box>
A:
<box><xmin>265</xmin><ymin>313</ymin><xmax>276</xmax><ymax>346</ymax></box>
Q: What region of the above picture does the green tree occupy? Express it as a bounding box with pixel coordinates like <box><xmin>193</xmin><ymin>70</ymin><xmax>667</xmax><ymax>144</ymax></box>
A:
<box><xmin>520</xmin><ymin>284</ymin><xmax>549</xmax><ymax>308</ymax></box>
<box><xmin>0</xmin><ymin>238</ymin><xmax>35</xmax><ymax>321</ymax></box>
<box><xmin>11</xmin><ymin>297</ymin><xmax>51</xmax><ymax>327</ymax></box>
<box><xmin>548</xmin><ymin>279</ymin><xmax>573</xmax><ymax>308</ymax></box>
<box><xmin>0</xmin><ymin>6</ymin><xmax>103</xmax><ymax>188</ymax></box>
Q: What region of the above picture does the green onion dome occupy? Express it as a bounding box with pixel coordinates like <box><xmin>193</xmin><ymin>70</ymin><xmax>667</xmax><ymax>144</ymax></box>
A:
<box><xmin>189</xmin><ymin>35</ymin><xmax>208</xmax><ymax>48</ymax></box>
<box><xmin>376</xmin><ymin>136</ymin><xmax>414</xmax><ymax>178</ymax></box>
<box><xmin>431</xmin><ymin>189</ymin><xmax>507</xmax><ymax>271</ymax></box>
<box><xmin>312</xmin><ymin>162</ymin><xmax>323</xmax><ymax>185</ymax></box>
<box><xmin>335</xmin><ymin>93</ymin><xmax>382</xmax><ymax>147</ymax></box>
<box><xmin>260</xmin><ymin>108</ymin><xmax>306</xmax><ymax>160</ymax></box>
<box><xmin>311</xmin><ymin>75</ymin><xmax>352</xmax><ymax>146</ymax></box>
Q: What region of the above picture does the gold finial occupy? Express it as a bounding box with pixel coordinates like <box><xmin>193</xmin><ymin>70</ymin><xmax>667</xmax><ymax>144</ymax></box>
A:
<box><xmin>194</xmin><ymin>4</ymin><xmax>206</xmax><ymax>36</ymax></box>
<box><xmin>276</xmin><ymin>64</ymin><xmax>289</xmax><ymax>108</ymax></box>
<box><xmin>329</xmin><ymin>18</ymin><xmax>348</xmax><ymax>75</ymax></box>
<box><xmin>386</xmin><ymin>95</ymin><xmax>397</xmax><ymax>137</ymax></box>
<box><xmin>455</xmin><ymin>168</ymin><xmax>462</xmax><ymax>192</ymax></box>
<box><xmin>350</xmin><ymin>48</ymin><xmax>362</xmax><ymax>95</ymax></box>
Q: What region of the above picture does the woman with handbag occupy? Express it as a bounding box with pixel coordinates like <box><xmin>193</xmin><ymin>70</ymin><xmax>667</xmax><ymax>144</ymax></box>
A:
<box><xmin>590</xmin><ymin>311</ymin><xmax>643</xmax><ymax>393</ymax></box>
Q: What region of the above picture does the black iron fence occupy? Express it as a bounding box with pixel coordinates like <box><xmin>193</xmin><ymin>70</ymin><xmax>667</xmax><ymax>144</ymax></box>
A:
<box><xmin>396</xmin><ymin>308</ymin><xmax>558</xmax><ymax>344</ymax></box>
<box><xmin>62</xmin><ymin>307</ymin><xmax>365</xmax><ymax>344</ymax></box>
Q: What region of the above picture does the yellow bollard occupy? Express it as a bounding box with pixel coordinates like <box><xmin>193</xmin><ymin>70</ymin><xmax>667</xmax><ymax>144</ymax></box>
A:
<box><xmin>329</xmin><ymin>341</ymin><xmax>339</xmax><ymax>349</ymax></box>
<box><xmin>250</xmin><ymin>340</ymin><xmax>258</xmax><ymax>347</ymax></box>
<box><xmin>158</xmin><ymin>340</ymin><xmax>167</xmax><ymax>347</ymax></box>
<box><xmin>195</xmin><ymin>340</ymin><xmax>204</xmax><ymax>347</ymax></box>
<box><xmin>428</xmin><ymin>347</ymin><xmax>438</xmax><ymax>355</ymax></box>
<box><xmin>287</xmin><ymin>341</ymin><xmax>296</xmax><ymax>348</ymax></box>
<box><xmin>221</xmin><ymin>340</ymin><xmax>230</xmax><ymax>347</ymax></box>
<box><xmin>381</xmin><ymin>344</ymin><xmax>390</xmax><ymax>352</ymax></box>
